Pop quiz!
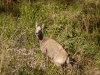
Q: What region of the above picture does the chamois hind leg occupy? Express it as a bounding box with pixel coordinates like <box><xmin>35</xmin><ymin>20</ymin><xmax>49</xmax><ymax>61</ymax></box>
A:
<box><xmin>61</xmin><ymin>64</ymin><xmax>66</xmax><ymax>75</ymax></box>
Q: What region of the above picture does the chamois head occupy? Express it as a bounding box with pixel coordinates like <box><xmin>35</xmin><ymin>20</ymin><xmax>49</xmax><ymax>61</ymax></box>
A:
<box><xmin>35</xmin><ymin>22</ymin><xmax>44</xmax><ymax>40</ymax></box>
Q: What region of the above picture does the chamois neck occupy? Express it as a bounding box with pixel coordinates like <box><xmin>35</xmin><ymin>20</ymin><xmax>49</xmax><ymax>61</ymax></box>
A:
<box><xmin>38</xmin><ymin>32</ymin><xmax>43</xmax><ymax>41</ymax></box>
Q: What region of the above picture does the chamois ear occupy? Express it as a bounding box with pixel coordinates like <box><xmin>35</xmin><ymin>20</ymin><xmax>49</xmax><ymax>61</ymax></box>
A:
<box><xmin>36</xmin><ymin>22</ymin><xmax>38</xmax><ymax>28</ymax></box>
<box><xmin>42</xmin><ymin>24</ymin><xmax>44</xmax><ymax>29</ymax></box>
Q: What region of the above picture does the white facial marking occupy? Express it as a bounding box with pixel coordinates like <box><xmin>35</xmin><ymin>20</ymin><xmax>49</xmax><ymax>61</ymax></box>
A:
<box><xmin>36</xmin><ymin>26</ymin><xmax>41</xmax><ymax>34</ymax></box>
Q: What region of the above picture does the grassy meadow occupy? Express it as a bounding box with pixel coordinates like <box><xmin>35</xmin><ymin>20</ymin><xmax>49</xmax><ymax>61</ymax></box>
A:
<box><xmin>0</xmin><ymin>0</ymin><xmax>100</xmax><ymax>75</ymax></box>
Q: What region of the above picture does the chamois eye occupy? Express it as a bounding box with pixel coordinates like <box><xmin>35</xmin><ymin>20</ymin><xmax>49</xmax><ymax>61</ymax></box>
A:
<box><xmin>36</xmin><ymin>33</ymin><xmax>38</xmax><ymax>34</ymax></box>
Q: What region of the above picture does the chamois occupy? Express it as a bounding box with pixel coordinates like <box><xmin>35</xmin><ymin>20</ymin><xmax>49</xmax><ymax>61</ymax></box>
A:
<box><xmin>35</xmin><ymin>22</ymin><xmax>71</xmax><ymax>74</ymax></box>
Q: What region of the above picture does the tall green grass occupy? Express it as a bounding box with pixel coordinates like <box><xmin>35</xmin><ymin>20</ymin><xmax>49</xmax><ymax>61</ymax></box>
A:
<box><xmin>0</xmin><ymin>0</ymin><xmax>100</xmax><ymax>75</ymax></box>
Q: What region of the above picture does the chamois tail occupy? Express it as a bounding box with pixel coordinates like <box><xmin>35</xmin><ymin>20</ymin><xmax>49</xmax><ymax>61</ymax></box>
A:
<box><xmin>66</xmin><ymin>54</ymin><xmax>70</xmax><ymax>64</ymax></box>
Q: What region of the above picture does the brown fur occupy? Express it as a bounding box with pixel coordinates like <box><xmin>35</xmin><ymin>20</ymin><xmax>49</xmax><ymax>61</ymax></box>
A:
<box><xmin>35</xmin><ymin>22</ymin><xmax>70</xmax><ymax>74</ymax></box>
<box><xmin>39</xmin><ymin>37</ymin><xmax>68</xmax><ymax>67</ymax></box>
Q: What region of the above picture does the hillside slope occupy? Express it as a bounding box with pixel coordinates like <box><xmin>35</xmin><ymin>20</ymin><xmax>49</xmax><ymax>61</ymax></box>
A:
<box><xmin>0</xmin><ymin>0</ymin><xmax>100</xmax><ymax>75</ymax></box>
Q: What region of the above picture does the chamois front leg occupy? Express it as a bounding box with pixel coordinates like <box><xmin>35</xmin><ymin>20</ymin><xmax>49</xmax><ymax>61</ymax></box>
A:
<box><xmin>44</xmin><ymin>54</ymin><xmax>48</xmax><ymax>70</ymax></box>
<box><xmin>44</xmin><ymin>49</ymin><xmax>48</xmax><ymax>71</ymax></box>
<box><xmin>44</xmin><ymin>53</ymin><xmax>49</xmax><ymax>75</ymax></box>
